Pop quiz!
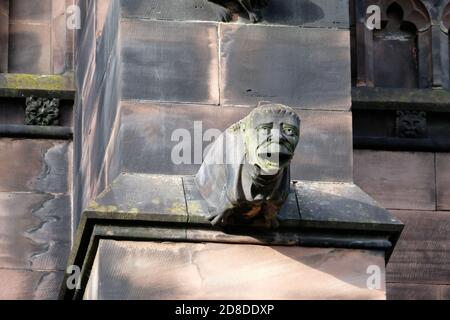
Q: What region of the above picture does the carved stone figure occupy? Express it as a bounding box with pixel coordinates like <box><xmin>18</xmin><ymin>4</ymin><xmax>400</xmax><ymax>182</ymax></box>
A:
<box><xmin>25</xmin><ymin>96</ymin><xmax>60</xmax><ymax>126</ymax></box>
<box><xmin>396</xmin><ymin>110</ymin><xmax>427</xmax><ymax>138</ymax></box>
<box><xmin>207</xmin><ymin>0</ymin><xmax>269</xmax><ymax>23</ymax></box>
<box><xmin>195</xmin><ymin>103</ymin><xmax>300</xmax><ymax>228</ymax></box>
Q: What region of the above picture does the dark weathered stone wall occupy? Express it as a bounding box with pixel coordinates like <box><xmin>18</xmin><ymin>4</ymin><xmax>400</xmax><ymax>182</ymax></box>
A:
<box><xmin>0</xmin><ymin>138</ymin><xmax>72</xmax><ymax>299</ymax></box>
<box><xmin>72</xmin><ymin>0</ymin><xmax>121</xmax><ymax>228</ymax></box>
<box><xmin>0</xmin><ymin>0</ymin><xmax>8</xmax><ymax>73</ymax></box>
<box><xmin>72</xmin><ymin>0</ymin><xmax>354</xmax><ymax>225</ymax></box>
<box><xmin>5</xmin><ymin>0</ymin><xmax>74</xmax><ymax>74</ymax></box>
<box><xmin>114</xmin><ymin>0</ymin><xmax>353</xmax><ymax>184</ymax></box>
<box><xmin>354</xmin><ymin>150</ymin><xmax>450</xmax><ymax>299</ymax></box>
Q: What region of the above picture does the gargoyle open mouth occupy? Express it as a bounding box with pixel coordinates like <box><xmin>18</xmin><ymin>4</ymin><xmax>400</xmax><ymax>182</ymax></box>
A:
<box><xmin>258</xmin><ymin>152</ymin><xmax>292</xmax><ymax>165</ymax></box>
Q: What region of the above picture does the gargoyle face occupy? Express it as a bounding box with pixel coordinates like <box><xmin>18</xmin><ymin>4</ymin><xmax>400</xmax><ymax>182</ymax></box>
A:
<box><xmin>244</xmin><ymin>106</ymin><xmax>300</xmax><ymax>175</ymax></box>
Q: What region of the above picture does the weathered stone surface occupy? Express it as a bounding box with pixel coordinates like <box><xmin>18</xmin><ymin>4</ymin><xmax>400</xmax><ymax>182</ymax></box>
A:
<box><xmin>52</xmin><ymin>4</ymin><xmax>67</xmax><ymax>74</ymax></box>
<box><xmin>436</xmin><ymin>153</ymin><xmax>450</xmax><ymax>210</ymax></box>
<box><xmin>87</xmin><ymin>173</ymin><xmax>188</xmax><ymax>223</ymax></box>
<box><xmin>9</xmin><ymin>0</ymin><xmax>51</xmax><ymax>22</ymax></box>
<box><xmin>84</xmin><ymin>173</ymin><xmax>401</xmax><ymax>238</ymax></box>
<box><xmin>120</xmin><ymin>0</ymin><xmax>217</xmax><ymax>21</ymax></box>
<box><xmin>72</xmin><ymin>0</ymin><xmax>121</xmax><ymax>227</ymax></box>
<box><xmin>0</xmin><ymin>0</ymin><xmax>8</xmax><ymax>13</ymax></box>
<box><xmin>387</xmin><ymin>210</ymin><xmax>450</xmax><ymax>285</ymax></box>
<box><xmin>441</xmin><ymin>29</ymin><xmax>450</xmax><ymax>90</ymax></box>
<box><xmin>220</xmin><ymin>24</ymin><xmax>351</xmax><ymax>110</ymax></box>
<box><xmin>0</xmin><ymin>3</ymin><xmax>8</xmax><ymax>73</ymax></box>
<box><xmin>352</xmin><ymin>87</ymin><xmax>450</xmax><ymax>112</ymax></box>
<box><xmin>0</xmin><ymin>193</ymin><xmax>71</xmax><ymax>271</ymax></box>
<box><xmin>354</xmin><ymin>150</ymin><xmax>436</xmax><ymax>210</ymax></box>
<box><xmin>0</xmin><ymin>139</ymin><xmax>70</xmax><ymax>194</ymax></box>
<box><xmin>442</xmin><ymin>286</ymin><xmax>450</xmax><ymax>300</ymax></box>
<box><xmin>120</xmin><ymin>0</ymin><xmax>349</xmax><ymax>28</ymax></box>
<box><xmin>0</xmin><ymin>73</ymin><xmax>76</xmax><ymax>97</ymax></box>
<box><xmin>260</xmin><ymin>0</ymin><xmax>349</xmax><ymax>28</ymax></box>
<box><xmin>387</xmin><ymin>283</ymin><xmax>441</xmax><ymax>300</ymax></box>
<box><xmin>0</xmin><ymin>98</ymin><xmax>25</xmax><ymax>124</ymax></box>
<box><xmin>84</xmin><ymin>240</ymin><xmax>386</xmax><ymax>300</ymax></box>
<box><xmin>294</xmin><ymin>182</ymin><xmax>402</xmax><ymax>230</ymax></box>
<box><xmin>120</xmin><ymin>20</ymin><xmax>220</xmax><ymax>104</ymax></box>
<box><xmin>0</xmin><ymin>269</ymin><xmax>63</xmax><ymax>300</ymax></box>
<box><xmin>119</xmin><ymin>102</ymin><xmax>353</xmax><ymax>182</ymax></box>
<box><xmin>421</xmin><ymin>0</ymin><xmax>449</xmax><ymax>22</ymax></box>
<box><xmin>8</xmin><ymin>23</ymin><xmax>52</xmax><ymax>74</ymax></box>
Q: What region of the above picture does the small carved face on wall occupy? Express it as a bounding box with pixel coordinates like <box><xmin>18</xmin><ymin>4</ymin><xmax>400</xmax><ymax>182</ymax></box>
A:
<box><xmin>396</xmin><ymin>110</ymin><xmax>427</xmax><ymax>138</ymax></box>
<box><xmin>243</xmin><ymin>105</ymin><xmax>300</xmax><ymax>175</ymax></box>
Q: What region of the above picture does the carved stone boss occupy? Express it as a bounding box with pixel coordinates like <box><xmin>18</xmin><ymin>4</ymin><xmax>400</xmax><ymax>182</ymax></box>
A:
<box><xmin>25</xmin><ymin>96</ymin><xmax>60</xmax><ymax>126</ymax></box>
<box><xmin>195</xmin><ymin>104</ymin><xmax>300</xmax><ymax>228</ymax></box>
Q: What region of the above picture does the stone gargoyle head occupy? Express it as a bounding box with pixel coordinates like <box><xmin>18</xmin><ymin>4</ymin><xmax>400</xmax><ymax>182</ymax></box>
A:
<box><xmin>195</xmin><ymin>103</ymin><xmax>300</xmax><ymax>228</ymax></box>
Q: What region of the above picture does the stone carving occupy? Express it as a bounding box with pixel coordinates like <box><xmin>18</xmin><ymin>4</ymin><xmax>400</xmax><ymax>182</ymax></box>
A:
<box><xmin>207</xmin><ymin>0</ymin><xmax>269</xmax><ymax>23</ymax></box>
<box><xmin>25</xmin><ymin>96</ymin><xmax>60</xmax><ymax>126</ymax></box>
<box><xmin>195</xmin><ymin>103</ymin><xmax>300</xmax><ymax>228</ymax></box>
<box><xmin>396</xmin><ymin>110</ymin><xmax>427</xmax><ymax>138</ymax></box>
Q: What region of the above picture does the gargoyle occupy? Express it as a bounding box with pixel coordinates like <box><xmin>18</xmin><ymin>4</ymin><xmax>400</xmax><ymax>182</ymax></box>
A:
<box><xmin>207</xmin><ymin>0</ymin><xmax>270</xmax><ymax>23</ymax></box>
<box><xmin>195</xmin><ymin>103</ymin><xmax>300</xmax><ymax>228</ymax></box>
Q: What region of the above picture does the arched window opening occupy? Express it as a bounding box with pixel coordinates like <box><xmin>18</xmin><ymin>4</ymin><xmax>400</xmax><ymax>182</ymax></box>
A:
<box><xmin>373</xmin><ymin>2</ymin><xmax>420</xmax><ymax>88</ymax></box>
<box><xmin>355</xmin><ymin>0</ymin><xmax>432</xmax><ymax>88</ymax></box>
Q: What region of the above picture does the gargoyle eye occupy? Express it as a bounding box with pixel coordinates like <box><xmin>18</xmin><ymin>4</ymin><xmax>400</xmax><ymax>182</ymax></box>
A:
<box><xmin>282</xmin><ymin>125</ymin><xmax>297</xmax><ymax>137</ymax></box>
<box><xmin>257</xmin><ymin>124</ymin><xmax>272</xmax><ymax>134</ymax></box>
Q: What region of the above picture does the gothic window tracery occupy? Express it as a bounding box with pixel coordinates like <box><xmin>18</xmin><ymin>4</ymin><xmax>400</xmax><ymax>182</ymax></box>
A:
<box><xmin>355</xmin><ymin>0</ymin><xmax>432</xmax><ymax>88</ymax></box>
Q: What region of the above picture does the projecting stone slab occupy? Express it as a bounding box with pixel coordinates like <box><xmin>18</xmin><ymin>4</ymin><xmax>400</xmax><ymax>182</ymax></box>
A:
<box><xmin>120</xmin><ymin>20</ymin><xmax>219</xmax><ymax>104</ymax></box>
<box><xmin>87</xmin><ymin>173</ymin><xmax>188</xmax><ymax>223</ymax></box>
<box><xmin>294</xmin><ymin>182</ymin><xmax>403</xmax><ymax>231</ymax></box>
<box><xmin>220</xmin><ymin>24</ymin><xmax>351</xmax><ymax>110</ymax></box>
<box><xmin>83</xmin><ymin>172</ymin><xmax>402</xmax><ymax>236</ymax></box>
<box><xmin>84</xmin><ymin>240</ymin><xmax>386</xmax><ymax>300</ymax></box>
<box><xmin>62</xmin><ymin>172</ymin><xmax>402</xmax><ymax>299</ymax></box>
<box><xmin>119</xmin><ymin>102</ymin><xmax>353</xmax><ymax>182</ymax></box>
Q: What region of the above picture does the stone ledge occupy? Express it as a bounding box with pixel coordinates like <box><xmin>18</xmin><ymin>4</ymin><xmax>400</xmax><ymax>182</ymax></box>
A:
<box><xmin>0</xmin><ymin>73</ymin><xmax>76</xmax><ymax>99</ymax></box>
<box><xmin>0</xmin><ymin>125</ymin><xmax>73</xmax><ymax>140</ymax></box>
<box><xmin>60</xmin><ymin>172</ymin><xmax>403</xmax><ymax>299</ymax></box>
<box><xmin>86</xmin><ymin>173</ymin><xmax>403</xmax><ymax>232</ymax></box>
<box><xmin>352</xmin><ymin>87</ymin><xmax>450</xmax><ymax>112</ymax></box>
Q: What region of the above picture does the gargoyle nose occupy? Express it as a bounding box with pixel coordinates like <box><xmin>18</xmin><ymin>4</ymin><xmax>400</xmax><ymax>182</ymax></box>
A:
<box><xmin>269</xmin><ymin>129</ymin><xmax>281</xmax><ymax>143</ymax></box>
